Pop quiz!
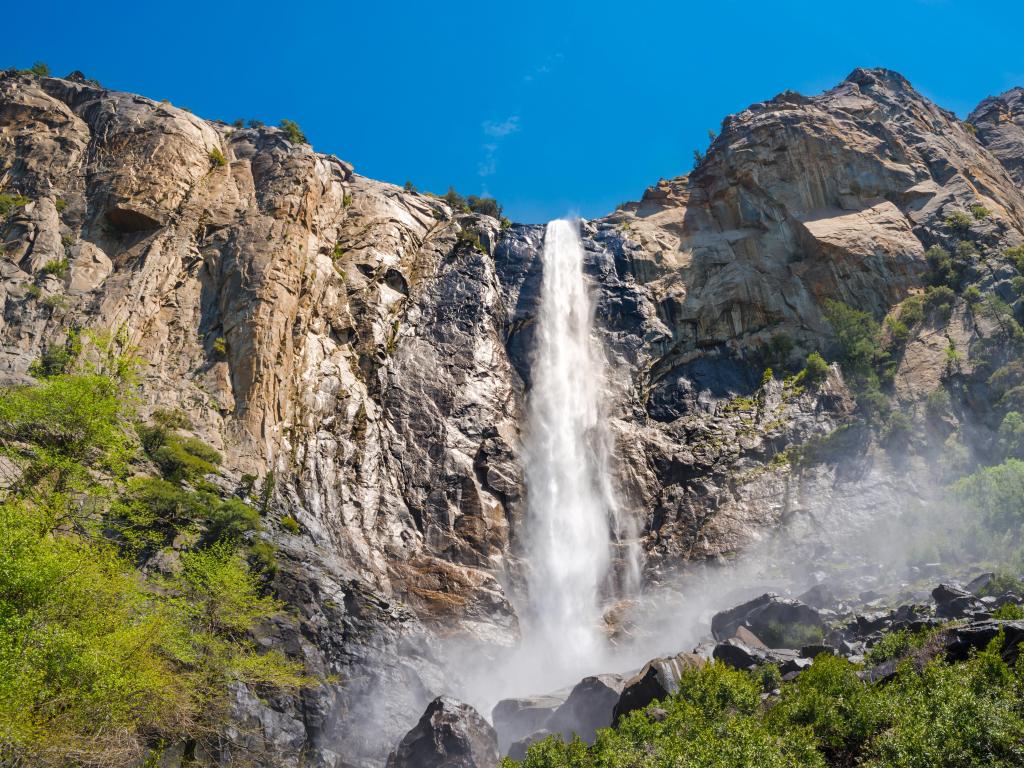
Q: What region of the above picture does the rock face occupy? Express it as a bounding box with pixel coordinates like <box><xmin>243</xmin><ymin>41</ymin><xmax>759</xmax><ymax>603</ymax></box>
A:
<box><xmin>711</xmin><ymin>593</ymin><xmax>824</xmax><ymax>647</ymax></box>
<box><xmin>613</xmin><ymin>652</ymin><xmax>704</xmax><ymax>721</ymax></box>
<box><xmin>387</xmin><ymin>697</ymin><xmax>498</xmax><ymax>768</ymax></box>
<box><xmin>4</xmin><ymin>66</ymin><xmax>1024</xmax><ymax>766</ymax></box>
<box><xmin>970</xmin><ymin>87</ymin><xmax>1024</xmax><ymax>186</ymax></box>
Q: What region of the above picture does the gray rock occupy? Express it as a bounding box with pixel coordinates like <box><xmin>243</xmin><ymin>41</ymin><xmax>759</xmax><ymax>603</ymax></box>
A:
<box><xmin>492</xmin><ymin>693</ymin><xmax>566</xmax><ymax>754</ymax></box>
<box><xmin>387</xmin><ymin>697</ymin><xmax>498</xmax><ymax>768</ymax></box>
<box><xmin>711</xmin><ymin>593</ymin><xmax>824</xmax><ymax>648</ymax></box>
<box><xmin>613</xmin><ymin>652</ymin><xmax>703</xmax><ymax>721</ymax></box>
<box><xmin>546</xmin><ymin>674</ymin><xmax>625</xmax><ymax>744</ymax></box>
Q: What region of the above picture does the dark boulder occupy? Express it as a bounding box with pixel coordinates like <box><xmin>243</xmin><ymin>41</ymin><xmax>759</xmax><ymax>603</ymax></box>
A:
<box><xmin>546</xmin><ymin>674</ymin><xmax>624</xmax><ymax>744</ymax></box>
<box><xmin>943</xmin><ymin>620</ymin><xmax>1024</xmax><ymax>663</ymax></box>
<box><xmin>712</xmin><ymin>641</ymin><xmax>768</xmax><ymax>671</ymax></box>
<box><xmin>932</xmin><ymin>583</ymin><xmax>985</xmax><ymax>619</ymax></box>
<box><xmin>965</xmin><ymin>572</ymin><xmax>995</xmax><ymax>595</ymax></box>
<box><xmin>613</xmin><ymin>652</ymin><xmax>703</xmax><ymax>722</ymax></box>
<box><xmin>492</xmin><ymin>693</ymin><xmax>565</xmax><ymax>754</ymax></box>
<box><xmin>798</xmin><ymin>584</ymin><xmax>837</xmax><ymax>610</ymax></box>
<box><xmin>387</xmin><ymin>697</ymin><xmax>498</xmax><ymax>768</ymax></box>
<box><xmin>711</xmin><ymin>593</ymin><xmax>824</xmax><ymax>648</ymax></box>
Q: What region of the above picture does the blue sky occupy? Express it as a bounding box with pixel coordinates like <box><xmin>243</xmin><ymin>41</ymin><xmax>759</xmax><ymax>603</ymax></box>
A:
<box><xmin>7</xmin><ymin>0</ymin><xmax>1024</xmax><ymax>223</ymax></box>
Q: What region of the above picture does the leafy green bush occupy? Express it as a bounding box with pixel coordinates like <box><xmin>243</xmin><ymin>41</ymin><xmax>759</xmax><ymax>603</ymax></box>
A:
<box><xmin>970</xmin><ymin>204</ymin><xmax>991</xmax><ymax>220</ymax></box>
<box><xmin>279</xmin><ymin>119</ymin><xmax>307</xmax><ymax>145</ymax></box>
<box><xmin>456</xmin><ymin>227</ymin><xmax>485</xmax><ymax>253</ymax></box>
<box><xmin>24</xmin><ymin>61</ymin><xmax>50</xmax><ymax>76</ymax></box>
<box><xmin>998</xmin><ymin>411</ymin><xmax>1024</xmax><ymax>460</ymax></box>
<box><xmin>466</xmin><ymin>195</ymin><xmax>503</xmax><ymax>219</ymax></box>
<box><xmin>0</xmin><ymin>373</ymin><xmax>132</xmax><ymax>477</ymax></box>
<box><xmin>923</xmin><ymin>284</ymin><xmax>956</xmax><ymax>319</ymax></box>
<box><xmin>212</xmin><ymin>335</ymin><xmax>228</xmax><ymax>358</ymax></box>
<box><xmin>281</xmin><ymin>514</ymin><xmax>301</xmax><ymax>534</ymax></box>
<box><xmin>945</xmin><ymin>210</ymin><xmax>973</xmax><ymax>234</ymax></box>
<box><xmin>992</xmin><ymin>603</ymin><xmax>1024</xmax><ymax>619</ymax></box>
<box><xmin>925</xmin><ymin>387</ymin><xmax>951</xmax><ymax>422</ymax></box>
<box><xmin>138</xmin><ymin>419</ymin><xmax>222</xmax><ymax>483</ymax></box>
<box><xmin>0</xmin><ymin>191</ymin><xmax>29</xmax><ymax>218</ymax></box>
<box><xmin>954</xmin><ymin>458</ymin><xmax>1024</xmax><ymax>537</ymax></box>
<box><xmin>1007</xmin><ymin>245</ymin><xmax>1024</xmax><ymax>272</ymax></box>
<box><xmin>802</xmin><ymin>352</ymin><xmax>830</xmax><ymax>385</ymax></box>
<box><xmin>926</xmin><ymin>245</ymin><xmax>955</xmax><ymax>287</ymax></box>
<box><xmin>39</xmin><ymin>258</ymin><xmax>69</xmax><ymax>278</ymax></box>
<box><xmin>209</xmin><ymin>147</ymin><xmax>227</xmax><ymax>167</ymax></box>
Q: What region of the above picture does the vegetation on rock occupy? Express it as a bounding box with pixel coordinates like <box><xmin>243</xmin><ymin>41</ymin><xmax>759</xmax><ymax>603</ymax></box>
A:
<box><xmin>0</xmin><ymin>339</ymin><xmax>307</xmax><ymax>767</ymax></box>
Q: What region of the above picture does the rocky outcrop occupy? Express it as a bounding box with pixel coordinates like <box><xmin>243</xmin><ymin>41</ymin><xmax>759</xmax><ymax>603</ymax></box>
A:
<box><xmin>970</xmin><ymin>87</ymin><xmax>1024</xmax><ymax>186</ymax></box>
<box><xmin>612</xmin><ymin>652</ymin><xmax>704</xmax><ymax>721</ymax></box>
<box><xmin>711</xmin><ymin>593</ymin><xmax>824</xmax><ymax>647</ymax></box>
<box><xmin>387</xmin><ymin>697</ymin><xmax>498</xmax><ymax>768</ymax></box>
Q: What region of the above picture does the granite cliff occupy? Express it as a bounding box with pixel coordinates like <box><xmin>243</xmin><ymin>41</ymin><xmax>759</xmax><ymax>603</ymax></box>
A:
<box><xmin>2</xmin><ymin>66</ymin><xmax>1023</xmax><ymax>766</ymax></box>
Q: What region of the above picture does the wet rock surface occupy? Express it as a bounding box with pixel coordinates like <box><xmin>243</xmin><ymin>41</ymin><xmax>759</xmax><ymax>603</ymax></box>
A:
<box><xmin>387</xmin><ymin>697</ymin><xmax>498</xmax><ymax>768</ymax></box>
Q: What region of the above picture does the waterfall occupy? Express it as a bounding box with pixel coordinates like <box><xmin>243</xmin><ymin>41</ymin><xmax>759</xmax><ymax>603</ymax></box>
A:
<box><xmin>520</xmin><ymin>218</ymin><xmax>629</xmax><ymax>677</ymax></box>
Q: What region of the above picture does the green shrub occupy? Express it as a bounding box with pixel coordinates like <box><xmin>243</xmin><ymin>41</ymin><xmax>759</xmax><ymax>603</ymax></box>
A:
<box><xmin>998</xmin><ymin>411</ymin><xmax>1024</xmax><ymax>460</ymax></box>
<box><xmin>205</xmin><ymin>497</ymin><xmax>261</xmax><ymax>542</ymax></box>
<box><xmin>279</xmin><ymin>119</ymin><xmax>307</xmax><ymax>145</ymax></box>
<box><xmin>954</xmin><ymin>458</ymin><xmax>1024</xmax><ymax>537</ymax></box>
<box><xmin>925</xmin><ymin>387</ymin><xmax>951</xmax><ymax>421</ymax></box>
<box><xmin>39</xmin><ymin>258</ymin><xmax>69</xmax><ymax>278</ymax></box>
<box><xmin>758</xmin><ymin>663</ymin><xmax>782</xmax><ymax>693</ymax></box>
<box><xmin>403</xmin><ymin>180</ymin><xmax>417</xmax><ymax>193</ymax></box>
<box><xmin>343</xmin><ymin>193</ymin><xmax>353</xmax><ymax>207</ymax></box>
<box><xmin>970</xmin><ymin>204</ymin><xmax>991</xmax><ymax>220</ymax></box>
<box><xmin>0</xmin><ymin>192</ymin><xmax>29</xmax><ymax>218</ymax></box>
<box><xmin>139</xmin><ymin>422</ymin><xmax>222</xmax><ymax>483</ymax></box>
<box><xmin>992</xmin><ymin>603</ymin><xmax>1024</xmax><ymax>619</ymax></box>
<box><xmin>956</xmin><ymin>239</ymin><xmax>979</xmax><ymax>261</ymax></box>
<box><xmin>466</xmin><ymin>195</ymin><xmax>503</xmax><ymax>219</ymax></box>
<box><xmin>212</xmin><ymin>335</ymin><xmax>227</xmax><ymax>358</ymax></box>
<box><xmin>923</xmin><ymin>284</ymin><xmax>956</xmax><ymax>319</ymax></box>
<box><xmin>1007</xmin><ymin>245</ymin><xmax>1024</xmax><ymax>272</ymax></box>
<box><xmin>456</xmin><ymin>227</ymin><xmax>485</xmax><ymax>253</ymax></box>
<box><xmin>54</xmin><ymin>197</ymin><xmax>67</xmax><ymax>213</ymax></box>
<box><xmin>280</xmin><ymin>514</ymin><xmax>300</xmax><ymax>534</ymax></box>
<box><xmin>964</xmin><ymin>284</ymin><xmax>982</xmax><ymax>305</ymax></box>
<box><xmin>803</xmin><ymin>351</ymin><xmax>830</xmax><ymax>386</ymax></box>
<box><xmin>0</xmin><ymin>373</ymin><xmax>132</xmax><ymax>474</ymax></box>
<box><xmin>897</xmin><ymin>295</ymin><xmax>924</xmax><ymax>327</ymax></box>
<box><xmin>26</xmin><ymin>61</ymin><xmax>50</xmax><ymax>76</ymax></box>
<box><xmin>209</xmin><ymin>147</ymin><xmax>227</xmax><ymax>167</ymax></box>
<box><xmin>926</xmin><ymin>245</ymin><xmax>955</xmax><ymax>287</ymax></box>
<box><xmin>508</xmin><ymin>631</ymin><xmax>1024</xmax><ymax>768</ymax></box>
<box><xmin>945</xmin><ymin>210</ymin><xmax>973</xmax><ymax>234</ymax></box>
<box><xmin>443</xmin><ymin>186</ymin><xmax>469</xmax><ymax>212</ymax></box>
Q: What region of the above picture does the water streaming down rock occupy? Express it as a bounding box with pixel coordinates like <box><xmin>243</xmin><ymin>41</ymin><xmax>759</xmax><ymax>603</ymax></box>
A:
<box><xmin>520</xmin><ymin>218</ymin><xmax>627</xmax><ymax>679</ymax></box>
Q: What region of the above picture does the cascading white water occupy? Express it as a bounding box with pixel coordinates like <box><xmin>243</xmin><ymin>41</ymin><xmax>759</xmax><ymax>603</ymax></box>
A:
<box><xmin>520</xmin><ymin>218</ymin><xmax>624</xmax><ymax>677</ymax></box>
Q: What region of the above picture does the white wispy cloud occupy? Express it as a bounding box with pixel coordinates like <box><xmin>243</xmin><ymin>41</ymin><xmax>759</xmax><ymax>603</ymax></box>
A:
<box><xmin>478</xmin><ymin>116</ymin><xmax>520</xmax><ymax>177</ymax></box>
<box><xmin>483</xmin><ymin>116</ymin><xmax>520</xmax><ymax>138</ymax></box>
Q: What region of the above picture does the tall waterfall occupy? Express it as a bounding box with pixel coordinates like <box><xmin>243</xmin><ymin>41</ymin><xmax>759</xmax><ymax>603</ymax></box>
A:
<box><xmin>520</xmin><ymin>218</ymin><xmax>629</xmax><ymax>677</ymax></box>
